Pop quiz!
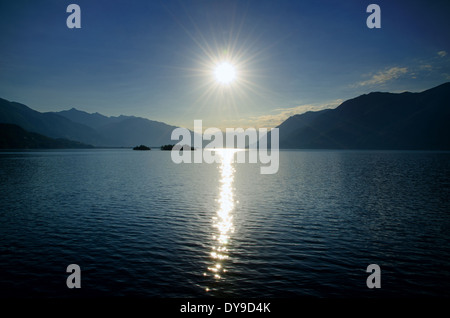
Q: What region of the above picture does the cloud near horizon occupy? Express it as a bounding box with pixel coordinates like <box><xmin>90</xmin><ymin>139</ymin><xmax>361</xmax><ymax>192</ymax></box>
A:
<box><xmin>242</xmin><ymin>100</ymin><xmax>343</xmax><ymax>128</ymax></box>
<box><xmin>357</xmin><ymin>67</ymin><xmax>409</xmax><ymax>87</ymax></box>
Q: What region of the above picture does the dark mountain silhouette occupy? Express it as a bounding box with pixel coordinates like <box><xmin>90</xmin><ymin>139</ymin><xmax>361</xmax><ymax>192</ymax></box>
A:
<box><xmin>278</xmin><ymin>82</ymin><xmax>450</xmax><ymax>150</ymax></box>
<box><xmin>55</xmin><ymin>108</ymin><xmax>180</xmax><ymax>147</ymax></box>
<box><xmin>2</xmin><ymin>82</ymin><xmax>448</xmax><ymax>149</ymax></box>
<box><xmin>56</xmin><ymin>108</ymin><xmax>130</xmax><ymax>130</ymax></box>
<box><xmin>0</xmin><ymin>98</ymin><xmax>108</xmax><ymax>146</ymax></box>
<box><xmin>0</xmin><ymin>99</ymin><xmax>184</xmax><ymax>147</ymax></box>
<box><xmin>96</xmin><ymin>117</ymin><xmax>179</xmax><ymax>147</ymax></box>
<box><xmin>0</xmin><ymin>123</ymin><xmax>93</xmax><ymax>149</ymax></box>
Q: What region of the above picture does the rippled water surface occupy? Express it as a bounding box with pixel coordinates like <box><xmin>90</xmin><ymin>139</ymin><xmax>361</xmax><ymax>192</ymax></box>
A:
<box><xmin>0</xmin><ymin>149</ymin><xmax>449</xmax><ymax>298</ymax></box>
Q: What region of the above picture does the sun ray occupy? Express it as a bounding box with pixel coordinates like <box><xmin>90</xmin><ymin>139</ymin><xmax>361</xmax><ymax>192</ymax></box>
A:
<box><xmin>161</xmin><ymin>3</ymin><xmax>290</xmax><ymax>129</ymax></box>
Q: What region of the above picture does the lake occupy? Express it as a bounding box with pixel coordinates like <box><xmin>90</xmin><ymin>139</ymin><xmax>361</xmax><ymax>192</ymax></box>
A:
<box><xmin>0</xmin><ymin>149</ymin><xmax>449</xmax><ymax>298</ymax></box>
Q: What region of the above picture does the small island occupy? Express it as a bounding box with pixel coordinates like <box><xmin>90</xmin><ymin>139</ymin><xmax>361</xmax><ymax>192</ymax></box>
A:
<box><xmin>133</xmin><ymin>145</ymin><xmax>151</xmax><ymax>151</ymax></box>
<box><xmin>161</xmin><ymin>144</ymin><xmax>194</xmax><ymax>151</ymax></box>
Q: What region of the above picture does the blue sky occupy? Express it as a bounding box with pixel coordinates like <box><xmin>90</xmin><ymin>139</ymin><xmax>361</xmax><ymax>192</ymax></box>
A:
<box><xmin>0</xmin><ymin>0</ymin><xmax>449</xmax><ymax>129</ymax></box>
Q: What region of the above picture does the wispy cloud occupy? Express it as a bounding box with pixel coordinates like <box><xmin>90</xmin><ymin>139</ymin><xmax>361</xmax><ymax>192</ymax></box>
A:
<box><xmin>356</xmin><ymin>67</ymin><xmax>409</xmax><ymax>87</ymax></box>
<box><xmin>242</xmin><ymin>100</ymin><xmax>343</xmax><ymax>128</ymax></box>
<box><xmin>419</xmin><ymin>64</ymin><xmax>433</xmax><ymax>70</ymax></box>
<box><xmin>354</xmin><ymin>52</ymin><xmax>449</xmax><ymax>88</ymax></box>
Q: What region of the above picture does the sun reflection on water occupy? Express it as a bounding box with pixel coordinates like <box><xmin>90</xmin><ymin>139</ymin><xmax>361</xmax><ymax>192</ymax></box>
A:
<box><xmin>204</xmin><ymin>148</ymin><xmax>238</xmax><ymax>292</ymax></box>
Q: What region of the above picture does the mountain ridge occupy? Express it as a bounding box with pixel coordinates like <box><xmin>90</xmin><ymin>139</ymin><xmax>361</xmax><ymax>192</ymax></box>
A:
<box><xmin>1</xmin><ymin>82</ymin><xmax>449</xmax><ymax>149</ymax></box>
<box><xmin>0</xmin><ymin>123</ymin><xmax>94</xmax><ymax>149</ymax></box>
<box><xmin>0</xmin><ymin>99</ymin><xmax>181</xmax><ymax>147</ymax></box>
<box><xmin>277</xmin><ymin>82</ymin><xmax>450</xmax><ymax>150</ymax></box>
<box><xmin>0</xmin><ymin>98</ymin><xmax>108</xmax><ymax>146</ymax></box>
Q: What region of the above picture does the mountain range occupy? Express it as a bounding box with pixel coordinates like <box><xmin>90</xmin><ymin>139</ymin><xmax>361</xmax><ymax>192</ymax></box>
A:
<box><xmin>0</xmin><ymin>98</ymin><xmax>179</xmax><ymax>147</ymax></box>
<box><xmin>54</xmin><ymin>108</ymin><xmax>180</xmax><ymax>147</ymax></box>
<box><xmin>0</xmin><ymin>123</ymin><xmax>93</xmax><ymax>149</ymax></box>
<box><xmin>0</xmin><ymin>82</ymin><xmax>449</xmax><ymax>149</ymax></box>
<box><xmin>277</xmin><ymin>82</ymin><xmax>450</xmax><ymax>150</ymax></box>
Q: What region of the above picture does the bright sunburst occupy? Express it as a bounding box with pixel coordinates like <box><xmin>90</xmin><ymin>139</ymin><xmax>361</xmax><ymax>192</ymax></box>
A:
<box><xmin>170</xmin><ymin>7</ymin><xmax>278</xmax><ymax>128</ymax></box>
<box><xmin>214</xmin><ymin>62</ymin><xmax>237</xmax><ymax>85</ymax></box>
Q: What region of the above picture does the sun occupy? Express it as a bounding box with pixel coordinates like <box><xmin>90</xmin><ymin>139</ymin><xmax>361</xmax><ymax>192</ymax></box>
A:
<box><xmin>214</xmin><ymin>62</ymin><xmax>237</xmax><ymax>85</ymax></box>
